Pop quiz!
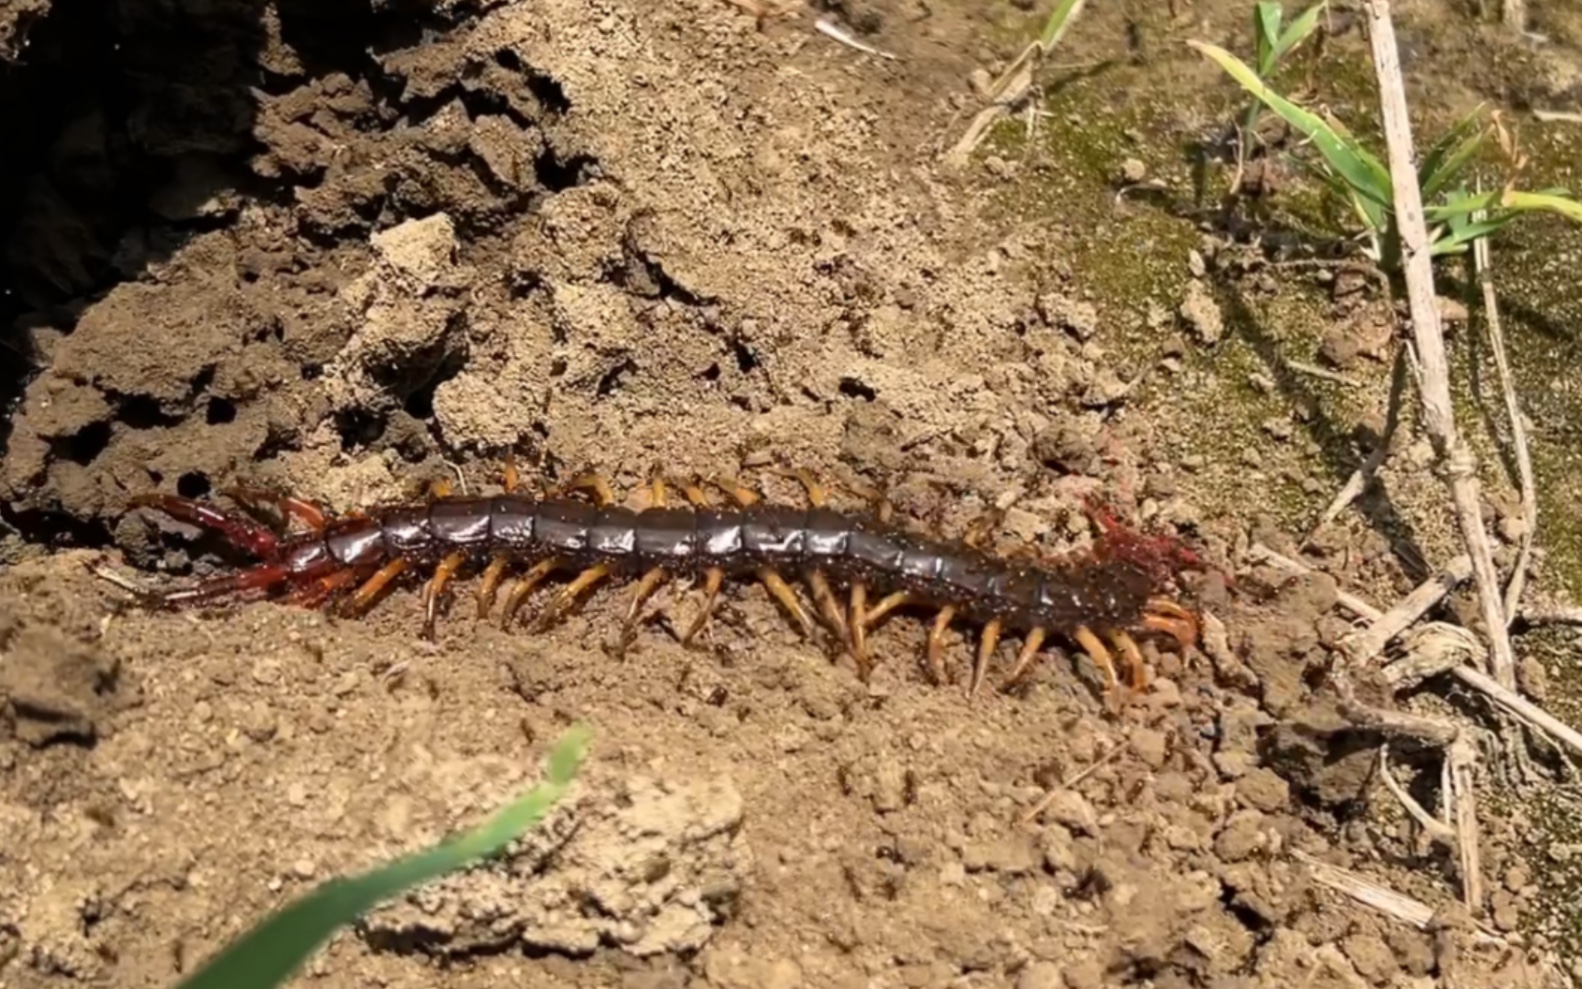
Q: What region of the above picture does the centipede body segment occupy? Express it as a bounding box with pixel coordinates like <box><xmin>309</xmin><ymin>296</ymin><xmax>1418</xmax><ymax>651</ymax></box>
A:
<box><xmin>122</xmin><ymin>461</ymin><xmax>1203</xmax><ymax>712</ymax></box>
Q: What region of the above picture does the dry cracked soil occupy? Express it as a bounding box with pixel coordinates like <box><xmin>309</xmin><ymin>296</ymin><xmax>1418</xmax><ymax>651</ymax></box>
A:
<box><xmin>3</xmin><ymin>0</ymin><xmax>1582</xmax><ymax>987</ymax></box>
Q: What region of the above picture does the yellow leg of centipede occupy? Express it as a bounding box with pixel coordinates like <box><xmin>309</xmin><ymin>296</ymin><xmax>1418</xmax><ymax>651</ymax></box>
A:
<box><xmin>677</xmin><ymin>478</ymin><xmax>727</xmax><ymax>647</ymax></box>
<box><xmin>925</xmin><ymin>605</ymin><xmax>957</xmax><ymax>685</ymax></box>
<box><xmin>846</xmin><ymin>481</ymin><xmax>896</xmax><ymax>672</ymax></box>
<box><xmin>969</xmin><ymin>617</ymin><xmax>1003</xmax><ymax>698</ymax></box>
<box><xmin>714</xmin><ymin>476</ymin><xmax>819</xmax><ymax>640</ymax></box>
<box><xmin>777</xmin><ymin>466</ymin><xmax>856</xmax><ymax>665</ymax></box>
<box><xmin>1110</xmin><ymin>630</ymin><xmax>1151</xmax><ymax>692</ymax></box>
<box><xmin>553</xmin><ymin>471</ymin><xmax>617</xmax><ymax>507</ymax></box>
<box><xmin>500</xmin><ymin>558</ymin><xmax>558</xmax><ymax>629</ymax></box>
<box><xmin>1073</xmin><ymin>625</ymin><xmax>1125</xmax><ymax>715</ymax></box>
<box><xmin>344</xmin><ymin>558</ymin><xmax>409</xmax><ymax>616</ymax></box>
<box><xmin>617</xmin><ymin>473</ymin><xmax>671</xmax><ymax>653</ymax></box>
<box><xmin>477</xmin><ymin>457</ymin><xmax>524</xmax><ymax>618</ymax></box>
<box><xmin>1143</xmin><ymin>597</ymin><xmax>1199</xmax><ymax>650</ymax></box>
<box><xmin>999</xmin><ymin>627</ymin><xmax>1048</xmax><ymax>692</ymax></box>
<box><xmin>530</xmin><ymin>563</ymin><xmax>616</xmax><ymax>633</ymax></box>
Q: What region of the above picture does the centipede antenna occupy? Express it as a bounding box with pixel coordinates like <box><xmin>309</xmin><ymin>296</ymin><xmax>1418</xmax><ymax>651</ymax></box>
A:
<box><xmin>130</xmin><ymin>493</ymin><xmax>282</xmax><ymax>559</ymax></box>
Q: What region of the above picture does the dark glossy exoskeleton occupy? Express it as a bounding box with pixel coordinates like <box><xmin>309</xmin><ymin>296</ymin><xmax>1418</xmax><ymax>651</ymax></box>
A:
<box><xmin>123</xmin><ymin>465</ymin><xmax>1202</xmax><ymax>711</ymax></box>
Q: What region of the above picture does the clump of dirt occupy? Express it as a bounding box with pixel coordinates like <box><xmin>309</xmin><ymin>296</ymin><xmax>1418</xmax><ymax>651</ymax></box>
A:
<box><xmin>0</xmin><ymin>0</ymin><xmax>1577</xmax><ymax>987</ymax></box>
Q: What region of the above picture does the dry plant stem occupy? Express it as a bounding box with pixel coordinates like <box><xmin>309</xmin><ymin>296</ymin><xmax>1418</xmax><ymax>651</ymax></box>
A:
<box><xmin>1362</xmin><ymin>0</ymin><xmax>1517</xmax><ymax>689</ymax></box>
<box><xmin>1472</xmin><ymin>223</ymin><xmax>1537</xmax><ymax>623</ymax></box>
<box><xmin>1251</xmin><ymin>544</ymin><xmax>1582</xmax><ymax>758</ymax></box>
<box><xmin>1378</xmin><ymin>744</ymin><xmax>1457</xmax><ymax>845</ymax></box>
<box><xmin>1292</xmin><ymin>851</ymin><xmax>1504</xmax><ymax>944</ymax></box>
<box><xmin>1341</xmin><ymin>555</ymin><xmax>1472</xmax><ymax>664</ymax></box>
<box><xmin>1447</xmin><ymin>736</ymin><xmax>1483</xmax><ymax>915</ymax></box>
<box><xmin>1307</xmin><ymin>347</ymin><xmax>1408</xmax><ymax>543</ymax></box>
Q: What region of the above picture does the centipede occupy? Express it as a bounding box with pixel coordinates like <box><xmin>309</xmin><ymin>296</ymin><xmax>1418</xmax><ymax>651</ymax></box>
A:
<box><xmin>117</xmin><ymin>460</ymin><xmax>1205</xmax><ymax>712</ymax></box>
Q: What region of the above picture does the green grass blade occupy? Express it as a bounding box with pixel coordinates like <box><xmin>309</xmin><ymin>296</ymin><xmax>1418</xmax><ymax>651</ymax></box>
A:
<box><xmin>1501</xmin><ymin>189</ymin><xmax>1582</xmax><ymax>223</ymax></box>
<box><xmin>1255</xmin><ymin>1</ymin><xmax>1283</xmax><ymax>73</ymax></box>
<box><xmin>1038</xmin><ymin>0</ymin><xmax>1086</xmax><ymax>51</ymax></box>
<box><xmin>1189</xmin><ymin>40</ymin><xmax>1393</xmax><ymax>219</ymax></box>
<box><xmin>172</xmin><ymin>724</ymin><xmax>594</xmax><ymax>989</ymax></box>
<box><xmin>1274</xmin><ymin>1</ymin><xmax>1327</xmax><ymax>61</ymax></box>
<box><xmin>1418</xmin><ymin>110</ymin><xmax>1490</xmax><ymax>201</ymax></box>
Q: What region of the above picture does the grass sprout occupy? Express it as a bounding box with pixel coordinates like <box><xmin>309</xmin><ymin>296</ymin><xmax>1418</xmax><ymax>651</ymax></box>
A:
<box><xmin>170</xmin><ymin>724</ymin><xmax>594</xmax><ymax>989</ymax></box>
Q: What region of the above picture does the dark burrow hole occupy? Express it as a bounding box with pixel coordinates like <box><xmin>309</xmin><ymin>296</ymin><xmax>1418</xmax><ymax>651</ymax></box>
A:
<box><xmin>0</xmin><ymin>0</ymin><xmax>495</xmax><ymax>539</ymax></box>
<box><xmin>839</xmin><ymin>376</ymin><xmax>877</xmax><ymax>401</ymax></box>
<box><xmin>596</xmin><ymin>357</ymin><xmax>637</xmax><ymax>398</ymax></box>
<box><xmin>177</xmin><ymin>471</ymin><xmax>211</xmax><ymax>498</ymax></box>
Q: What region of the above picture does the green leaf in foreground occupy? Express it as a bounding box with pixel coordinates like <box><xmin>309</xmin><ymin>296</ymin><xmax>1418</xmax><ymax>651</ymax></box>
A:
<box><xmin>172</xmin><ymin>724</ymin><xmax>594</xmax><ymax>989</ymax></box>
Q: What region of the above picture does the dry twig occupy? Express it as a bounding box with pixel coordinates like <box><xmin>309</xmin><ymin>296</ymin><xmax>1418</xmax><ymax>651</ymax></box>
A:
<box><xmin>1470</xmin><ymin>193</ymin><xmax>1537</xmax><ymax>624</ymax></box>
<box><xmin>1361</xmin><ymin>0</ymin><xmax>1517</xmax><ymax>689</ymax></box>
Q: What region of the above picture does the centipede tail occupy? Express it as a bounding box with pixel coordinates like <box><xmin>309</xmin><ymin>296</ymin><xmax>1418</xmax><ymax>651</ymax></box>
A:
<box><xmin>120</xmin><ymin>465</ymin><xmax>1206</xmax><ymax>715</ymax></box>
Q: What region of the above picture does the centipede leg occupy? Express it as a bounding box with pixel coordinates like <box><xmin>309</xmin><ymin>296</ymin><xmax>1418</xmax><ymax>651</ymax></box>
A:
<box><xmin>849</xmin><ymin>582</ymin><xmax>871</xmax><ymax>672</ymax></box>
<box><xmin>421</xmin><ymin>552</ymin><xmax>467</xmax><ymax>639</ymax></box>
<box><xmin>475</xmin><ymin>458</ymin><xmax>524</xmax><ymax>618</ymax></box>
<box><xmin>676</xmin><ymin>479</ymin><xmax>726</xmax><ymax>647</ymax></box>
<box><xmin>343</xmin><ymin>559</ymin><xmax>408</xmax><ymax>617</ymax></box>
<box><xmin>615</xmin><ymin>473</ymin><xmax>672</xmax><ymax>653</ymax></box>
<box><xmin>130</xmin><ymin>494</ymin><xmax>281</xmax><ymax>559</ymax></box>
<box><xmin>529</xmin><ymin>563</ymin><xmax>615</xmax><ymax>633</ymax></box>
<box><xmin>999</xmin><ymin>627</ymin><xmax>1049</xmax><ymax>691</ymax></box>
<box><xmin>711</xmin><ymin>477</ymin><xmax>819</xmax><ymax>641</ymax></box>
<box><xmin>500</xmin><ymin>559</ymin><xmax>559</xmax><ymax>629</ymax></box>
<box><xmin>1110</xmin><ymin>630</ymin><xmax>1151</xmax><ymax>692</ymax></box>
<box><xmin>1144</xmin><ymin>597</ymin><xmax>1199</xmax><ymax>650</ymax></box>
<box><xmin>777</xmin><ymin>468</ymin><xmax>857</xmax><ymax>660</ymax></box>
<box><xmin>680</xmin><ymin>567</ymin><xmax>725</xmax><ymax>646</ymax></box>
<box><xmin>553</xmin><ymin>472</ymin><xmax>617</xmax><ymax>507</ymax></box>
<box><xmin>924</xmin><ymin>605</ymin><xmax>957</xmax><ymax>685</ymax></box>
<box><xmin>1073</xmin><ymin>625</ymin><xmax>1125</xmax><ymax>715</ymax></box>
<box><xmin>861</xmin><ymin>591</ymin><xmax>913</xmax><ymax>631</ymax></box>
<box><xmin>969</xmin><ymin>618</ymin><xmax>1003</xmax><ymax>698</ymax></box>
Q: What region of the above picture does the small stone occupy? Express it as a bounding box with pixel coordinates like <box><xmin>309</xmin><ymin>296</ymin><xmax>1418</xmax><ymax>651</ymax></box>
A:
<box><xmin>1118</xmin><ymin>158</ymin><xmax>1147</xmax><ymax>184</ymax></box>
<box><xmin>1342</xmin><ymin>930</ymin><xmax>1399</xmax><ymax>984</ymax></box>
<box><xmin>1040</xmin><ymin>824</ymin><xmax>1078</xmax><ymax>873</ymax></box>
<box><xmin>1179</xmin><ymin>280</ymin><xmax>1223</xmax><ymax>345</ymax></box>
<box><xmin>1062</xmin><ymin>958</ymin><xmax>1104</xmax><ymax>989</ymax></box>
<box><xmin>1042</xmin><ymin>790</ymin><xmax>1098</xmax><ymax>836</ymax></box>
<box><xmin>1235</xmin><ymin>768</ymin><xmax>1290</xmax><ymax>812</ymax></box>
<box><xmin>1016</xmin><ymin>962</ymin><xmax>1064</xmax><ymax>989</ymax></box>
<box><xmin>293</xmin><ymin>858</ymin><xmax>317</xmax><ymax>880</ymax></box>
<box><xmin>1505</xmin><ymin>864</ymin><xmax>1530</xmax><ymax>892</ymax></box>
<box><xmin>1129</xmin><ymin>728</ymin><xmax>1168</xmax><ymax>769</ymax></box>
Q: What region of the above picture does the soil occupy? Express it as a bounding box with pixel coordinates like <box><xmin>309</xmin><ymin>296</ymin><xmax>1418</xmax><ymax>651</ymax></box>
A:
<box><xmin>3</xmin><ymin>0</ymin><xmax>1582</xmax><ymax>988</ymax></box>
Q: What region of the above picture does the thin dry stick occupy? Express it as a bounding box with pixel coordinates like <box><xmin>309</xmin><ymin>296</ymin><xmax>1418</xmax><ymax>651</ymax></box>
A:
<box><xmin>1306</xmin><ymin>347</ymin><xmax>1408</xmax><ymax>543</ymax></box>
<box><xmin>1341</xmin><ymin>554</ymin><xmax>1472</xmax><ymax>664</ymax></box>
<box><xmin>1471</xmin><ymin>204</ymin><xmax>1537</xmax><ymax>623</ymax></box>
<box><xmin>1362</xmin><ymin>0</ymin><xmax>1517</xmax><ymax>689</ymax></box>
<box><xmin>1292</xmin><ymin>850</ymin><xmax>1504</xmax><ymax>943</ymax></box>
<box><xmin>1251</xmin><ymin>543</ymin><xmax>1582</xmax><ymax>758</ymax></box>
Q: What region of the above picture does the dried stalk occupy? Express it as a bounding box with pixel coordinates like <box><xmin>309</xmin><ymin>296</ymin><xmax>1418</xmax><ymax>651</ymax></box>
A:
<box><xmin>1471</xmin><ymin>204</ymin><xmax>1537</xmax><ymax>623</ymax></box>
<box><xmin>1362</xmin><ymin>0</ymin><xmax>1517</xmax><ymax>689</ymax></box>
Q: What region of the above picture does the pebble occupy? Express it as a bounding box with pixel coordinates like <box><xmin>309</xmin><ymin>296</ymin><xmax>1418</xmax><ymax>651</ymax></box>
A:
<box><xmin>1129</xmin><ymin>727</ymin><xmax>1168</xmax><ymax>769</ymax></box>
<box><xmin>1041</xmin><ymin>790</ymin><xmax>1099</xmax><ymax>836</ymax></box>
<box><xmin>1016</xmin><ymin>962</ymin><xmax>1064</xmax><ymax>989</ymax></box>
<box><xmin>293</xmin><ymin>858</ymin><xmax>317</xmax><ymax>880</ymax></box>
